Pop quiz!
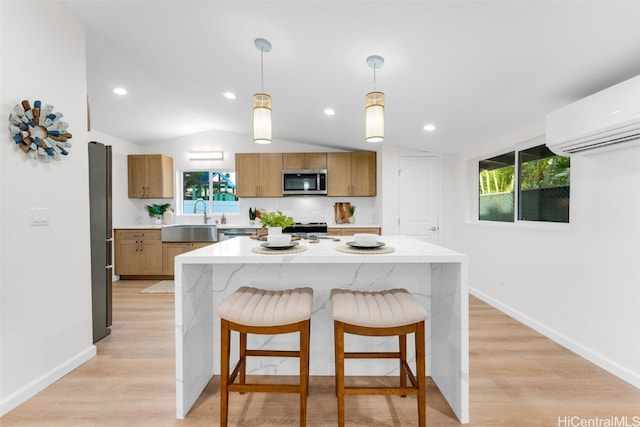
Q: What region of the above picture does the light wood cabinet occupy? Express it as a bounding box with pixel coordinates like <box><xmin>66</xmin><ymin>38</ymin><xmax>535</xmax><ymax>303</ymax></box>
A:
<box><xmin>114</xmin><ymin>229</ymin><xmax>163</xmax><ymax>276</ymax></box>
<box><xmin>327</xmin><ymin>152</ymin><xmax>376</xmax><ymax>196</ymax></box>
<box><xmin>328</xmin><ymin>227</ymin><xmax>381</xmax><ymax>236</ymax></box>
<box><xmin>283</xmin><ymin>153</ymin><xmax>327</xmax><ymax>170</ymax></box>
<box><xmin>235</xmin><ymin>153</ymin><xmax>282</xmax><ymax>197</ymax></box>
<box><xmin>162</xmin><ymin>242</ymin><xmax>212</xmax><ymax>275</ymax></box>
<box><xmin>128</xmin><ymin>154</ymin><xmax>174</xmax><ymax>198</ymax></box>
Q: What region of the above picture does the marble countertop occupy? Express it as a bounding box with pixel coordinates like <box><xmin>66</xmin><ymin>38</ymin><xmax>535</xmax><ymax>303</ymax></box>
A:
<box><xmin>176</xmin><ymin>235</ymin><xmax>465</xmax><ymax>265</ymax></box>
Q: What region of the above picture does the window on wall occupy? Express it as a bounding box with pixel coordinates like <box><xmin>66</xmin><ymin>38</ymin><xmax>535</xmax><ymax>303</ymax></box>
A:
<box><xmin>478</xmin><ymin>144</ymin><xmax>570</xmax><ymax>223</ymax></box>
<box><xmin>479</xmin><ymin>152</ymin><xmax>516</xmax><ymax>222</ymax></box>
<box><xmin>181</xmin><ymin>171</ymin><xmax>239</xmax><ymax>215</ymax></box>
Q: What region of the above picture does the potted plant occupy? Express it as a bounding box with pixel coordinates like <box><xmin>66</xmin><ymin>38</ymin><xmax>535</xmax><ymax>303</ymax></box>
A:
<box><xmin>259</xmin><ymin>210</ymin><xmax>295</xmax><ymax>234</ymax></box>
<box><xmin>145</xmin><ymin>203</ymin><xmax>171</xmax><ymax>224</ymax></box>
<box><xmin>349</xmin><ymin>205</ymin><xmax>356</xmax><ymax>223</ymax></box>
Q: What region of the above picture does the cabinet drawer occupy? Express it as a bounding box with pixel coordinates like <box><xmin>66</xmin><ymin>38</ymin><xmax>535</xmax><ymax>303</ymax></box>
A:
<box><xmin>115</xmin><ymin>229</ymin><xmax>161</xmax><ymax>241</ymax></box>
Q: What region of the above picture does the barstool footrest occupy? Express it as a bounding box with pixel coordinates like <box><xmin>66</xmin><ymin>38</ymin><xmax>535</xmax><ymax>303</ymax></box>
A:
<box><xmin>345</xmin><ymin>351</ymin><xmax>400</xmax><ymax>359</ymax></box>
<box><xmin>344</xmin><ymin>386</ymin><xmax>420</xmax><ymax>396</ymax></box>
<box><xmin>246</xmin><ymin>349</ymin><xmax>300</xmax><ymax>357</ymax></box>
<box><xmin>229</xmin><ymin>383</ymin><xmax>302</xmax><ymax>394</ymax></box>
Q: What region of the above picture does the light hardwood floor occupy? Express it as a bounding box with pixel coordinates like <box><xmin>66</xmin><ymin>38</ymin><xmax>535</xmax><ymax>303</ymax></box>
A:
<box><xmin>2</xmin><ymin>280</ymin><xmax>639</xmax><ymax>426</ymax></box>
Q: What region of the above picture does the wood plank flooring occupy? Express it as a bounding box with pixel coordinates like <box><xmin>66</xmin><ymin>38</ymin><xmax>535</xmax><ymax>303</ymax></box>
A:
<box><xmin>2</xmin><ymin>280</ymin><xmax>639</xmax><ymax>426</ymax></box>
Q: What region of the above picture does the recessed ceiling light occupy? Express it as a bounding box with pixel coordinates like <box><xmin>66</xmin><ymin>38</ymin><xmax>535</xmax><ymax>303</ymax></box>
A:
<box><xmin>423</xmin><ymin>123</ymin><xmax>437</xmax><ymax>132</ymax></box>
<box><xmin>223</xmin><ymin>92</ymin><xmax>236</xmax><ymax>100</ymax></box>
<box><xmin>113</xmin><ymin>87</ymin><xmax>127</xmax><ymax>95</ymax></box>
<box><xmin>324</xmin><ymin>108</ymin><xmax>335</xmax><ymax>116</ymax></box>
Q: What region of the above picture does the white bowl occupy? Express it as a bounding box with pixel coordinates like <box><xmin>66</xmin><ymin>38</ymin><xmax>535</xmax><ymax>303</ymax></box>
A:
<box><xmin>353</xmin><ymin>233</ymin><xmax>378</xmax><ymax>247</ymax></box>
<box><xmin>267</xmin><ymin>234</ymin><xmax>292</xmax><ymax>247</ymax></box>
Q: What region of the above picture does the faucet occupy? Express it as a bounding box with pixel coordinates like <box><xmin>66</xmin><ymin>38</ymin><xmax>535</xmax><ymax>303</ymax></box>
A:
<box><xmin>193</xmin><ymin>199</ymin><xmax>210</xmax><ymax>224</ymax></box>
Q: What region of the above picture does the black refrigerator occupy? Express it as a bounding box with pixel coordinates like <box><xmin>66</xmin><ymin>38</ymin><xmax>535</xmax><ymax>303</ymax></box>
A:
<box><xmin>88</xmin><ymin>141</ymin><xmax>113</xmax><ymax>342</ymax></box>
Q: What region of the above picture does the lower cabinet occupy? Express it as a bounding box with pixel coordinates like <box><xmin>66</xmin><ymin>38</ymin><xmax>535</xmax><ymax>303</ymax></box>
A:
<box><xmin>328</xmin><ymin>227</ymin><xmax>381</xmax><ymax>236</ymax></box>
<box><xmin>114</xmin><ymin>229</ymin><xmax>163</xmax><ymax>276</ymax></box>
<box><xmin>162</xmin><ymin>242</ymin><xmax>213</xmax><ymax>275</ymax></box>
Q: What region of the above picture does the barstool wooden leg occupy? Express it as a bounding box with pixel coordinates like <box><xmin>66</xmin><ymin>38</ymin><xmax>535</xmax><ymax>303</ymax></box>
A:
<box><xmin>299</xmin><ymin>320</ymin><xmax>310</xmax><ymax>427</ymax></box>
<box><xmin>335</xmin><ymin>321</ymin><xmax>346</xmax><ymax>427</ymax></box>
<box><xmin>399</xmin><ymin>333</ymin><xmax>407</xmax><ymax>396</ymax></box>
<box><xmin>416</xmin><ymin>321</ymin><xmax>426</xmax><ymax>427</ymax></box>
<box><xmin>220</xmin><ymin>319</ymin><xmax>231</xmax><ymax>427</ymax></box>
<box><xmin>239</xmin><ymin>331</ymin><xmax>247</xmax><ymax>390</ymax></box>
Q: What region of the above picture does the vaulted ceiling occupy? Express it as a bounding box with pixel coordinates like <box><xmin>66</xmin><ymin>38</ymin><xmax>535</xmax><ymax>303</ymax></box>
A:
<box><xmin>65</xmin><ymin>1</ymin><xmax>640</xmax><ymax>154</ymax></box>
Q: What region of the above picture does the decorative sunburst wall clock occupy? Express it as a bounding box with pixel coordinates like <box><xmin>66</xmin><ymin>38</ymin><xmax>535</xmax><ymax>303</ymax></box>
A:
<box><xmin>8</xmin><ymin>100</ymin><xmax>72</xmax><ymax>161</ymax></box>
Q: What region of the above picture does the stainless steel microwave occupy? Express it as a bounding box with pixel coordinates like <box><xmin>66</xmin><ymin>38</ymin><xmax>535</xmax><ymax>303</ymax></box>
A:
<box><xmin>282</xmin><ymin>169</ymin><xmax>327</xmax><ymax>195</ymax></box>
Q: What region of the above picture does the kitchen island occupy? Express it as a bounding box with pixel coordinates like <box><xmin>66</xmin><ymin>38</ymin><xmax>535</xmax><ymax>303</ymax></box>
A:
<box><xmin>175</xmin><ymin>235</ymin><xmax>469</xmax><ymax>423</ymax></box>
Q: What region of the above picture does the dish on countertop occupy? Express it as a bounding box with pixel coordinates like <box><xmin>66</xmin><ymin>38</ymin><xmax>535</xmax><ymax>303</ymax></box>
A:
<box><xmin>345</xmin><ymin>241</ymin><xmax>385</xmax><ymax>249</ymax></box>
<box><xmin>259</xmin><ymin>241</ymin><xmax>301</xmax><ymax>250</ymax></box>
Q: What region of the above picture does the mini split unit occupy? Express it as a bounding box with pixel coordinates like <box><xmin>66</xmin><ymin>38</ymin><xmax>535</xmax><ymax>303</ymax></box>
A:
<box><xmin>546</xmin><ymin>74</ymin><xmax>640</xmax><ymax>156</ymax></box>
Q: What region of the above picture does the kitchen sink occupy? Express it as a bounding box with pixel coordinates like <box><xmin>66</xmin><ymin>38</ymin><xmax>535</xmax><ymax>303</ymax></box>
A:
<box><xmin>161</xmin><ymin>224</ymin><xmax>218</xmax><ymax>242</ymax></box>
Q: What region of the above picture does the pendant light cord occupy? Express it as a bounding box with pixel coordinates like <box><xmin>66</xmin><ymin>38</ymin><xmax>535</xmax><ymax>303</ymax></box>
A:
<box><xmin>260</xmin><ymin>50</ymin><xmax>265</xmax><ymax>92</ymax></box>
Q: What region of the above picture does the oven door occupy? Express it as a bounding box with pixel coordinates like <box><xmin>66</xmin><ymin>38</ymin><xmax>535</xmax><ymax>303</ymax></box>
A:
<box><xmin>282</xmin><ymin>170</ymin><xmax>327</xmax><ymax>195</ymax></box>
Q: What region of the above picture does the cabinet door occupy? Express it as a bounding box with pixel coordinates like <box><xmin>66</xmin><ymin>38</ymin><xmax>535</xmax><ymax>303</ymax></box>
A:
<box><xmin>350</xmin><ymin>152</ymin><xmax>376</xmax><ymax>196</ymax></box>
<box><xmin>115</xmin><ymin>240</ymin><xmax>141</xmax><ymax>275</ymax></box>
<box><xmin>163</xmin><ymin>242</ymin><xmax>190</xmax><ymax>275</ymax></box>
<box><xmin>128</xmin><ymin>156</ymin><xmax>148</xmax><ymax>198</ymax></box>
<box><xmin>235</xmin><ymin>154</ymin><xmax>261</xmax><ymax>197</ymax></box>
<box><xmin>327</xmin><ymin>152</ymin><xmax>351</xmax><ymax>196</ymax></box>
<box><xmin>305</xmin><ymin>153</ymin><xmax>327</xmax><ymax>169</ymax></box>
<box><xmin>146</xmin><ymin>155</ymin><xmax>174</xmax><ymax>198</ymax></box>
<box><xmin>283</xmin><ymin>153</ymin><xmax>327</xmax><ymax>169</ymax></box>
<box><xmin>327</xmin><ymin>228</ymin><xmax>341</xmax><ymax>237</ymax></box>
<box><xmin>139</xmin><ymin>240</ymin><xmax>163</xmax><ymax>275</ymax></box>
<box><xmin>258</xmin><ymin>153</ymin><xmax>283</xmax><ymax>197</ymax></box>
<box><xmin>282</xmin><ymin>153</ymin><xmax>305</xmax><ymax>170</ymax></box>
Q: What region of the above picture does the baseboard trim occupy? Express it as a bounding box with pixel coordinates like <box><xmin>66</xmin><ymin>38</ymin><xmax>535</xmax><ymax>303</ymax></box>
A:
<box><xmin>0</xmin><ymin>345</ymin><xmax>97</xmax><ymax>416</ymax></box>
<box><xmin>470</xmin><ymin>287</ymin><xmax>640</xmax><ymax>390</ymax></box>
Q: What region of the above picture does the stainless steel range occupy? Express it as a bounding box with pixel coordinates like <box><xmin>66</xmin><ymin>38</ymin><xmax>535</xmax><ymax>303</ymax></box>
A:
<box><xmin>283</xmin><ymin>222</ymin><xmax>328</xmax><ymax>238</ymax></box>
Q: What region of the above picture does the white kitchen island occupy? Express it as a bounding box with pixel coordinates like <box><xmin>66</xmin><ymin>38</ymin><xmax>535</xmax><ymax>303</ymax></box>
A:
<box><xmin>175</xmin><ymin>235</ymin><xmax>469</xmax><ymax>423</ymax></box>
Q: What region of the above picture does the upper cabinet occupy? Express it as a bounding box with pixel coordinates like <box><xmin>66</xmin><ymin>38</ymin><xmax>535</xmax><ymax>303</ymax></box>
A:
<box><xmin>128</xmin><ymin>154</ymin><xmax>174</xmax><ymax>199</ymax></box>
<box><xmin>235</xmin><ymin>153</ymin><xmax>283</xmax><ymax>197</ymax></box>
<box><xmin>282</xmin><ymin>152</ymin><xmax>327</xmax><ymax>170</ymax></box>
<box><xmin>327</xmin><ymin>152</ymin><xmax>376</xmax><ymax>197</ymax></box>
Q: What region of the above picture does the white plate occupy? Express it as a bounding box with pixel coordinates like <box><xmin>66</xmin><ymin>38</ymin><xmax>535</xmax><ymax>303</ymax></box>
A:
<box><xmin>346</xmin><ymin>241</ymin><xmax>385</xmax><ymax>249</ymax></box>
<box><xmin>260</xmin><ymin>241</ymin><xmax>300</xmax><ymax>250</ymax></box>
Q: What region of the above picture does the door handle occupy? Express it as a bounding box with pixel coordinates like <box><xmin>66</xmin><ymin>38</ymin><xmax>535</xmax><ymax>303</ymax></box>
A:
<box><xmin>429</xmin><ymin>226</ymin><xmax>439</xmax><ymax>231</ymax></box>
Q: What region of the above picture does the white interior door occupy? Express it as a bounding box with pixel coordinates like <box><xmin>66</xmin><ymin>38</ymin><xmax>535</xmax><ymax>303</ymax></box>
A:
<box><xmin>398</xmin><ymin>155</ymin><xmax>440</xmax><ymax>244</ymax></box>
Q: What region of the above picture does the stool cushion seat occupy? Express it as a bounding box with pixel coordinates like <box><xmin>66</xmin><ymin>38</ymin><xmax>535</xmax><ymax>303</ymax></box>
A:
<box><xmin>331</xmin><ymin>288</ymin><xmax>427</xmax><ymax>328</ymax></box>
<box><xmin>217</xmin><ymin>286</ymin><xmax>313</xmax><ymax>326</ymax></box>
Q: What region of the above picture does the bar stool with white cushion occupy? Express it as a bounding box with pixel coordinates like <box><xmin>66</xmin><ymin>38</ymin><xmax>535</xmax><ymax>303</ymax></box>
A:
<box><xmin>331</xmin><ymin>288</ymin><xmax>428</xmax><ymax>427</ymax></box>
<box><xmin>217</xmin><ymin>286</ymin><xmax>313</xmax><ymax>427</ymax></box>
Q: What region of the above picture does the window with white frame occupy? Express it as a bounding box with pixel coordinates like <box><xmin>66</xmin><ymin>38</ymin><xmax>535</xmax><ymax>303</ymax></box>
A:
<box><xmin>478</xmin><ymin>144</ymin><xmax>570</xmax><ymax>223</ymax></box>
<box><xmin>181</xmin><ymin>171</ymin><xmax>239</xmax><ymax>215</ymax></box>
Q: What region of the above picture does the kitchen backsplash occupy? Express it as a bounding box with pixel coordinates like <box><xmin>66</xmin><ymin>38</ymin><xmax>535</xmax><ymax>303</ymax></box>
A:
<box><xmin>133</xmin><ymin>196</ymin><xmax>376</xmax><ymax>226</ymax></box>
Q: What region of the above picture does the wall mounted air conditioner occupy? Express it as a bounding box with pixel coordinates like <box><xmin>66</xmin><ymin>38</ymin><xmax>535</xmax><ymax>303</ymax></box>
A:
<box><xmin>546</xmin><ymin>74</ymin><xmax>640</xmax><ymax>156</ymax></box>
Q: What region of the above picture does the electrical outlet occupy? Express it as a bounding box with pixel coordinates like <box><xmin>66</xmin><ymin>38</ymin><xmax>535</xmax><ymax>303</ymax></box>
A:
<box><xmin>29</xmin><ymin>207</ymin><xmax>49</xmax><ymax>226</ymax></box>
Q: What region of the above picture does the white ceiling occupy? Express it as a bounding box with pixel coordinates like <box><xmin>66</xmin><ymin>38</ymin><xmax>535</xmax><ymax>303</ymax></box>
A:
<box><xmin>64</xmin><ymin>0</ymin><xmax>640</xmax><ymax>154</ymax></box>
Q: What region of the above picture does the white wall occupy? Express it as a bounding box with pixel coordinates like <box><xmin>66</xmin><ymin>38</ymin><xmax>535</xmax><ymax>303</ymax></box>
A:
<box><xmin>444</xmin><ymin>129</ymin><xmax>640</xmax><ymax>388</ymax></box>
<box><xmin>0</xmin><ymin>1</ymin><xmax>95</xmax><ymax>415</ymax></box>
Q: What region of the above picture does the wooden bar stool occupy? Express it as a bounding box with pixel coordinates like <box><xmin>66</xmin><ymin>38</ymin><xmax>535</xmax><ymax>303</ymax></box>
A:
<box><xmin>331</xmin><ymin>288</ymin><xmax>428</xmax><ymax>427</ymax></box>
<box><xmin>217</xmin><ymin>286</ymin><xmax>313</xmax><ymax>427</ymax></box>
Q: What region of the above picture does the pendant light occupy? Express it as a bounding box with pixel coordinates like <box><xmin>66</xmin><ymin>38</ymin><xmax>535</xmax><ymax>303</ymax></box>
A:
<box><xmin>365</xmin><ymin>55</ymin><xmax>385</xmax><ymax>143</ymax></box>
<box><xmin>253</xmin><ymin>38</ymin><xmax>272</xmax><ymax>144</ymax></box>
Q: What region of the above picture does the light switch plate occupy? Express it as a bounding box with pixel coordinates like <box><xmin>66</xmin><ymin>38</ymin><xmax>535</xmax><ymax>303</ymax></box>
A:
<box><xmin>29</xmin><ymin>207</ymin><xmax>49</xmax><ymax>226</ymax></box>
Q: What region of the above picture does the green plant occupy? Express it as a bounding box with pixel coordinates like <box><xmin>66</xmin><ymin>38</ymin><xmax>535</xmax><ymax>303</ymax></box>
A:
<box><xmin>259</xmin><ymin>210</ymin><xmax>295</xmax><ymax>229</ymax></box>
<box><xmin>349</xmin><ymin>205</ymin><xmax>356</xmax><ymax>217</ymax></box>
<box><xmin>145</xmin><ymin>203</ymin><xmax>171</xmax><ymax>218</ymax></box>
